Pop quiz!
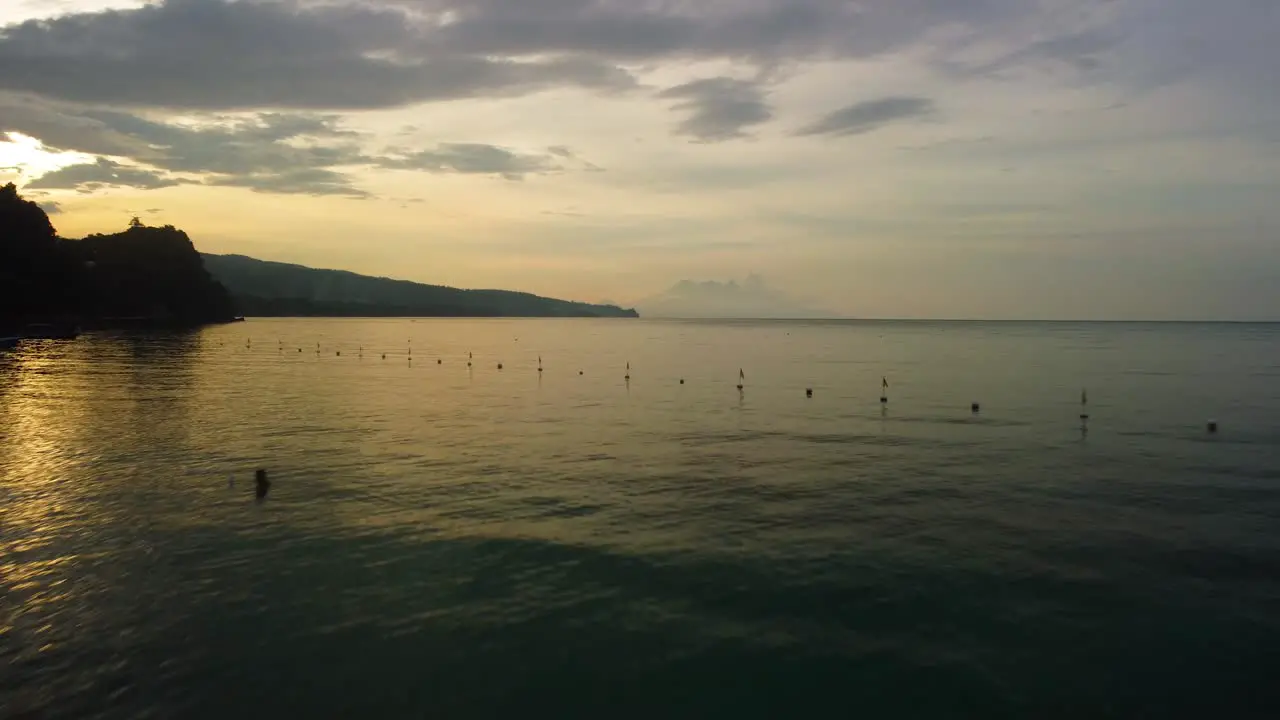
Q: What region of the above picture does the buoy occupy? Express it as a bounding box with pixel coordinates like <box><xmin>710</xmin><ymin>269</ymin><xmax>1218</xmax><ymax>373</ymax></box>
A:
<box><xmin>336</xmin><ymin>351</ymin><xmax>340</xmax><ymax>356</ymax></box>
<box><xmin>679</xmin><ymin>378</ymin><xmax>684</xmax><ymax>385</ymax></box>
<box><xmin>806</xmin><ymin>388</ymin><xmax>813</xmax><ymax>397</ymax></box>
<box><xmin>1080</xmin><ymin>388</ymin><xmax>1089</xmax><ymax>420</ymax></box>
<box><xmin>437</xmin><ymin>359</ymin><xmax>442</xmax><ymax>365</ymax></box>
<box><xmin>737</xmin><ymin>368</ymin><xmax>745</xmax><ymax>391</ymax></box>
<box><xmin>382</xmin><ymin>354</ymin><xmax>386</xmax><ymax>359</ymax></box>
<box><xmin>297</xmin><ymin>348</ymin><xmax>302</xmax><ymax>353</ymax></box>
<box><xmin>880</xmin><ymin>376</ymin><xmax>889</xmax><ymax>404</ymax></box>
<box><xmin>971</xmin><ymin>402</ymin><xmax>980</xmax><ymax>413</ymax></box>
<box><xmin>497</xmin><ymin>363</ymin><xmax>503</xmax><ymax>370</ymax></box>
<box><xmin>578</xmin><ymin>370</ymin><xmax>583</xmax><ymax>375</ymax></box>
<box><xmin>1207</xmin><ymin>420</ymin><xmax>1218</xmax><ymax>434</ymax></box>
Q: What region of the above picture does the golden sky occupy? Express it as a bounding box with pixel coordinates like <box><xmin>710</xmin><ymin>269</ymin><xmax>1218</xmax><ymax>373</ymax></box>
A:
<box><xmin>2</xmin><ymin>0</ymin><xmax>1278</xmax><ymax>319</ymax></box>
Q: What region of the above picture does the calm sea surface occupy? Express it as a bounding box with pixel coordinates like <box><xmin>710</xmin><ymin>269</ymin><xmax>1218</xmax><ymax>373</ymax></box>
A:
<box><xmin>3</xmin><ymin>319</ymin><xmax>1279</xmax><ymax>718</ymax></box>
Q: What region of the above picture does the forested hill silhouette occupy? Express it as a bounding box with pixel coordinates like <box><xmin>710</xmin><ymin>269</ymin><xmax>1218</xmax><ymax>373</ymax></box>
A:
<box><xmin>1</xmin><ymin>183</ymin><xmax>235</xmax><ymax>328</ymax></box>
<box><xmin>1</xmin><ymin>184</ymin><xmax>635</xmax><ymax>323</ymax></box>
<box><xmin>201</xmin><ymin>254</ymin><xmax>640</xmax><ymax>318</ymax></box>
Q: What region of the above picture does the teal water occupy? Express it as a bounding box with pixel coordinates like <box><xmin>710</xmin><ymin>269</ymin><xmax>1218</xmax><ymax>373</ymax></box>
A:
<box><xmin>2</xmin><ymin>319</ymin><xmax>1279</xmax><ymax>718</ymax></box>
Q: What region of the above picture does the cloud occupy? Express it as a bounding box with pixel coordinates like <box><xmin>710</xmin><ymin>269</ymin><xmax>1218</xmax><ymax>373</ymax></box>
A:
<box><xmin>3</xmin><ymin>97</ymin><xmax>373</xmax><ymax>194</ymax></box>
<box><xmin>25</xmin><ymin>157</ymin><xmax>186</xmax><ymax>192</ymax></box>
<box><xmin>0</xmin><ymin>0</ymin><xmax>1148</xmax><ymax>114</ymax></box>
<box><xmin>0</xmin><ymin>0</ymin><xmax>636</xmax><ymax>111</ymax></box>
<box><xmin>658</xmin><ymin>77</ymin><xmax>772</xmax><ymax>143</ymax></box>
<box><xmin>797</xmin><ymin>97</ymin><xmax>936</xmax><ymax>137</ymax></box>
<box><xmin>206</xmin><ymin>168</ymin><xmax>368</xmax><ymax>197</ymax></box>
<box><xmin>37</xmin><ymin>199</ymin><xmax>62</xmax><ymax>214</ymax></box>
<box><xmin>375</xmin><ymin>143</ymin><xmax>576</xmax><ymax>180</ymax></box>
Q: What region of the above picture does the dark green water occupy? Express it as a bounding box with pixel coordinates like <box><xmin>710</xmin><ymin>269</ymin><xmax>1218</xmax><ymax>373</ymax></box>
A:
<box><xmin>2</xmin><ymin>319</ymin><xmax>1279</xmax><ymax>718</ymax></box>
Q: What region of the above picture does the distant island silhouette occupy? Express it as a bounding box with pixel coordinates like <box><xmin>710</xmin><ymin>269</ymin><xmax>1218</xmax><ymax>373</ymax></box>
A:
<box><xmin>1</xmin><ymin>183</ymin><xmax>637</xmax><ymax>329</ymax></box>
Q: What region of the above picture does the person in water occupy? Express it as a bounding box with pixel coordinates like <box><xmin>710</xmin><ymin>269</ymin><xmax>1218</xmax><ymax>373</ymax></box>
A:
<box><xmin>255</xmin><ymin>469</ymin><xmax>270</xmax><ymax>500</ymax></box>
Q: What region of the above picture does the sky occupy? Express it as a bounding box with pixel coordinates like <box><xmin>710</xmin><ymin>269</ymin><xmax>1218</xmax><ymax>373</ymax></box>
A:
<box><xmin>1</xmin><ymin>0</ymin><xmax>1278</xmax><ymax>320</ymax></box>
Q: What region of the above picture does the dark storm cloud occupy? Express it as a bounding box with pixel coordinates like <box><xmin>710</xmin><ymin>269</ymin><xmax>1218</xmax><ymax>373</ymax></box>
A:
<box><xmin>25</xmin><ymin>157</ymin><xmax>187</xmax><ymax>192</ymax></box>
<box><xmin>657</xmin><ymin>78</ymin><xmax>772</xmax><ymax>143</ymax></box>
<box><xmin>797</xmin><ymin>97</ymin><xmax>936</xmax><ymax>137</ymax></box>
<box><xmin>375</xmin><ymin>143</ymin><xmax>570</xmax><ymax>180</ymax></box>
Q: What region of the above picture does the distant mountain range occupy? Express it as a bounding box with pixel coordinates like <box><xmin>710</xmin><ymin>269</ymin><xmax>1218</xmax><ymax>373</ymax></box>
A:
<box><xmin>202</xmin><ymin>254</ymin><xmax>639</xmax><ymax>318</ymax></box>
<box><xmin>634</xmin><ymin>274</ymin><xmax>837</xmax><ymax>319</ymax></box>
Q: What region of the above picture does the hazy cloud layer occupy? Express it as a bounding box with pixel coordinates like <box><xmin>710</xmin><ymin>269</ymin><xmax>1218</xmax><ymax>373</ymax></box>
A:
<box><xmin>658</xmin><ymin>78</ymin><xmax>772</xmax><ymax>143</ymax></box>
<box><xmin>377</xmin><ymin>143</ymin><xmax>569</xmax><ymax>180</ymax></box>
<box><xmin>798</xmin><ymin>97</ymin><xmax>936</xmax><ymax>137</ymax></box>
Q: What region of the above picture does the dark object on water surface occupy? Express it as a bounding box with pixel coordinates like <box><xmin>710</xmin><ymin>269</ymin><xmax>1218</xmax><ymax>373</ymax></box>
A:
<box><xmin>255</xmin><ymin>469</ymin><xmax>270</xmax><ymax>500</ymax></box>
<box><xmin>1207</xmin><ymin>420</ymin><xmax>1218</xmax><ymax>434</ymax></box>
<box><xmin>971</xmin><ymin>402</ymin><xmax>981</xmax><ymax>413</ymax></box>
<box><xmin>806</xmin><ymin>388</ymin><xmax>813</xmax><ymax>398</ymax></box>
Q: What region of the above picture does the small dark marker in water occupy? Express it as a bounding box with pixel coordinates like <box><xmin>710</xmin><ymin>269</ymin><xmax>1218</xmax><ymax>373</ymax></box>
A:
<box><xmin>437</xmin><ymin>359</ymin><xmax>442</xmax><ymax>365</ymax></box>
<box><xmin>679</xmin><ymin>378</ymin><xmax>684</xmax><ymax>385</ymax></box>
<box><xmin>498</xmin><ymin>363</ymin><xmax>503</xmax><ymax>370</ymax></box>
<box><xmin>806</xmin><ymin>388</ymin><xmax>813</xmax><ymax>398</ymax></box>
<box><xmin>254</xmin><ymin>469</ymin><xmax>270</xmax><ymax>501</ymax></box>
<box><xmin>336</xmin><ymin>351</ymin><xmax>340</xmax><ymax>356</ymax></box>
<box><xmin>1207</xmin><ymin>420</ymin><xmax>1218</xmax><ymax>434</ymax></box>
<box><xmin>971</xmin><ymin>402</ymin><xmax>981</xmax><ymax>413</ymax></box>
<box><xmin>382</xmin><ymin>354</ymin><xmax>386</xmax><ymax>359</ymax></box>
<box><xmin>578</xmin><ymin>370</ymin><xmax>583</xmax><ymax>375</ymax></box>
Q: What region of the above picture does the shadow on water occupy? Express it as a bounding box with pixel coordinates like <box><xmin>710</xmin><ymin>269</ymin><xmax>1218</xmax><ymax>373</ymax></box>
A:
<box><xmin>12</xmin><ymin>521</ymin><xmax>1274</xmax><ymax>719</ymax></box>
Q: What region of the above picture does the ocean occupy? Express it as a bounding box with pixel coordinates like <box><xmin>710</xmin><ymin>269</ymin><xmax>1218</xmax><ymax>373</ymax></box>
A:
<box><xmin>2</xmin><ymin>318</ymin><xmax>1279</xmax><ymax>718</ymax></box>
